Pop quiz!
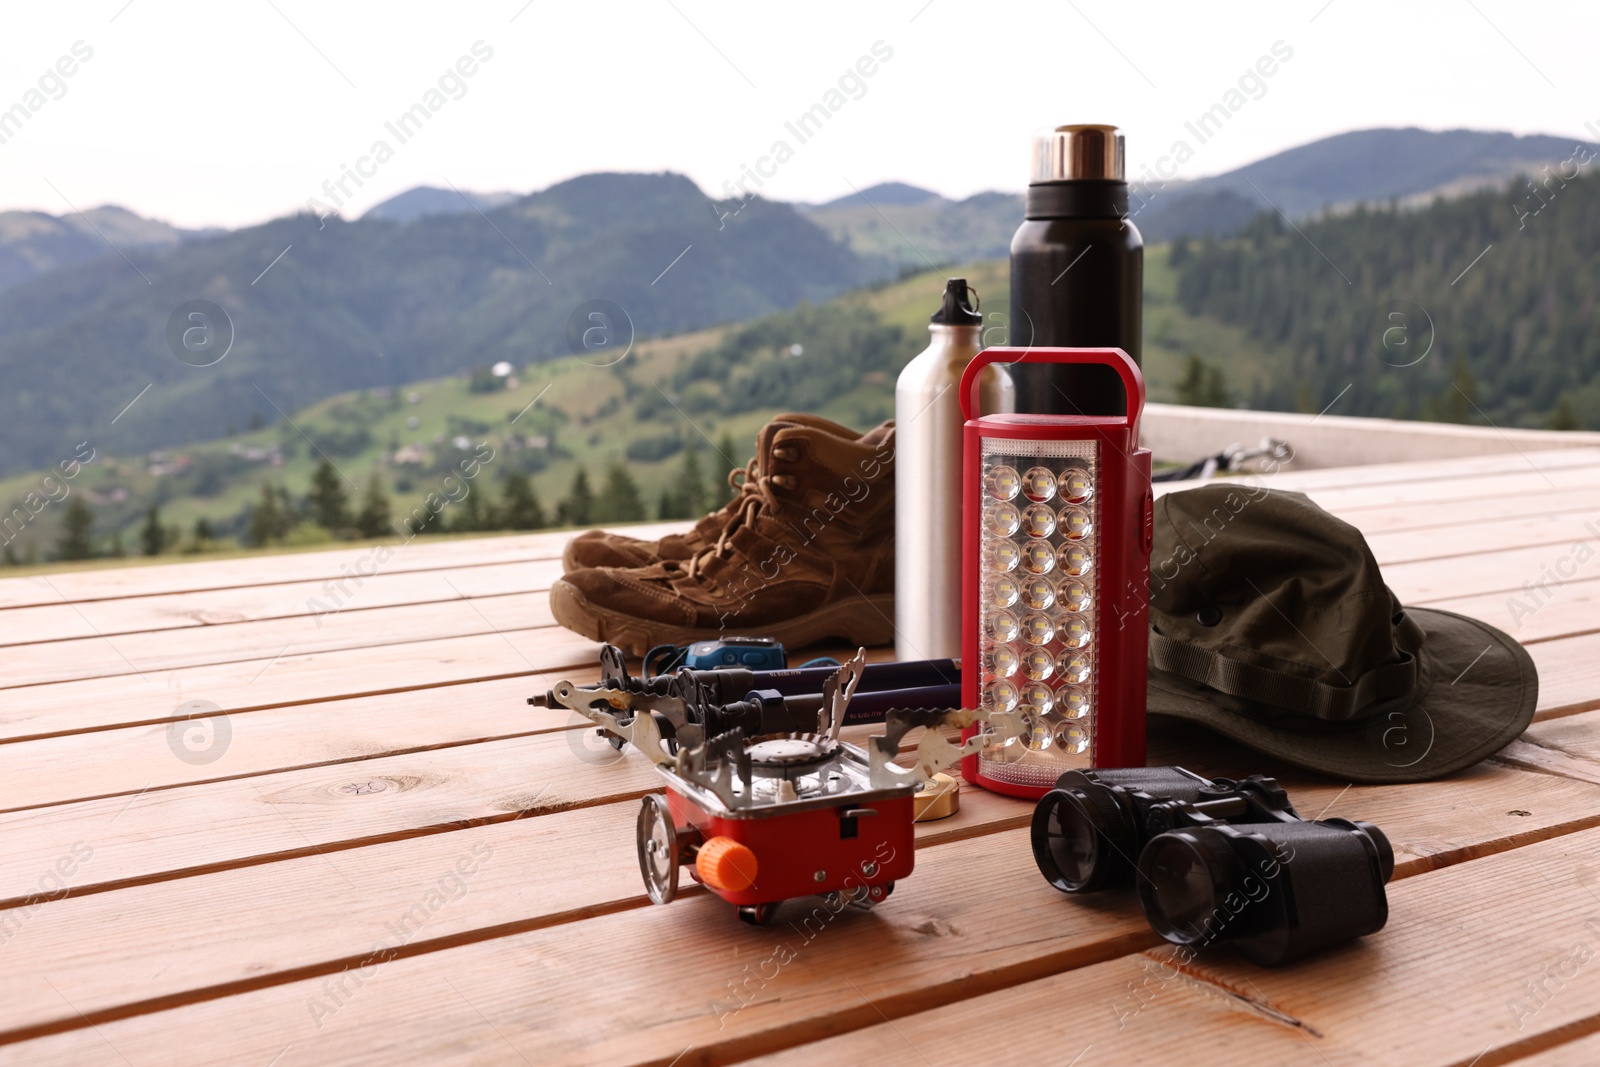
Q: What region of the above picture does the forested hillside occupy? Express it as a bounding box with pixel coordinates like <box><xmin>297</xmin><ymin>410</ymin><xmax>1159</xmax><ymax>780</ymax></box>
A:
<box><xmin>1172</xmin><ymin>165</ymin><xmax>1600</xmax><ymax>427</ymax></box>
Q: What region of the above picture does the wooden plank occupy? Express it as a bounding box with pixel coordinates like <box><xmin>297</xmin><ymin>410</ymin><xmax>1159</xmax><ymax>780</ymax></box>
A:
<box><xmin>1513</xmin><ymin>1031</ymin><xmax>1600</xmax><ymax>1065</ymax></box>
<box><xmin>0</xmin><ymin>522</ymin><xmax>684</xmax><ymax>610</ymax></box>
<box><xmin>0</xmin><ymin>591</ymin><xmax>556</xmax><ymax>688</ymax></box>
<box><xmin>1386</xmin><ymin>537</ymin><xmax>1600</xmax><ymax>604</ymax></box>
<box><xmin>1152</xmin><ymin>447</ymin><xmax>1600</xmax><ymax>498</ymax></box>
<box><xmin>0</xmin><ymin>731</ymin><xmax>656</xmax><ymax>909</ymax></box>
<box><xmin>0</xmin><ymin>676</ymin><xmax>550</xmax><ymax>813</ymax></box>
<box><xmin>1302</xmin><ymin>484</ymin><xmax>1600</xmax><ymax>537</ymax></box>
<box><xmin>746</xmin><ymin>827</ymin><xmax>1600</xmax><ymax>1067</ymax></box>
<box><xmin>1260</xmin><ymin>446</ymin><xmax>1600</xmax><ymax>490</ymax></box>
<box><xmin>1527</xmin><ymin>633</ymin><xmax>1600</xmax><ymax>720</ymax></box>
<box><xmin>1299</xmin><ymin>462</ymin><xmax>1600</xmax><ymax>512</ymax></box>
<box><xmin>0</xmin><ymin>559</ymin><xmax>559</xmax><ymax>647</ymax></box>
<box><xmin>1497</xmin><ymin>708</ymin><xmax>1600</xmax><ymax>784</ymax></box>
<box><xmin>1425</xmin><ymin>576</ymin><xmax>1600</xmax><ymax>646</ymax></box>
<box><xmin>0</xmin><ymin>786</ymin><xmax>1023</xmax><ymax>1044</ymax></box>
<box><xmin>0</xmin><ymin>626</ymin><xmax>598</xmax><ymax>744</ymax></box>
<box><xmin>1368</xmin><ymin>507</ymin><xmax>1600</xmax><ymax>568</ymax></box>
<box><xmin>4</xmin><ymin>759</ymin><xmax>1593</xmax><ymax>1063</ymax></box>
<box><xmin>1154</xmin><ymin>454</ymin><xmax>1600</xmax><ymax>516</ymax></box>
<box><xmin>1155</xmin><ymin>473</ymin><xmax>1600</xmax><ymax>559</ymax></box>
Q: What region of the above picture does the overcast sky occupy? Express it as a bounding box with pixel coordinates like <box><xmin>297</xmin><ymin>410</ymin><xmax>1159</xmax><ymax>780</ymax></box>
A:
<box><xmin>1</xmin><ymin>0</ymin><xmax>1594</xmax><ymax>229</ymax></box>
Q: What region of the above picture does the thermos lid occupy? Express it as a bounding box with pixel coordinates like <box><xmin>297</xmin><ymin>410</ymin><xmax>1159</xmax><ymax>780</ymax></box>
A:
<box><xmin>931</xmin><ymin>278</ymin><xmax>982</xmax><ymax>326</ymax></box>
<box><xmin>1031</xmin><ymin>124</ymin><xmax>1125</xmax><ymax>183</ymax></box>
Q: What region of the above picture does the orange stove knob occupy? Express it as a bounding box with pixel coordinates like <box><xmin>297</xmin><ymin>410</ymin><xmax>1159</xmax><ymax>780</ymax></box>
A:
<box><xmin>695</xmin><ymin>837</ymin><xmax>758</xmax><ymax>893</ymax></box>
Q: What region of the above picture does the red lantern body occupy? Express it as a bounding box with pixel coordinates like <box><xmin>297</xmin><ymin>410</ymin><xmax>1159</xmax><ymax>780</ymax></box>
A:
<box><xmin>959</xmin><ymin>348</ymin><xmax>1152</xmax><ymax>798</ymax></box>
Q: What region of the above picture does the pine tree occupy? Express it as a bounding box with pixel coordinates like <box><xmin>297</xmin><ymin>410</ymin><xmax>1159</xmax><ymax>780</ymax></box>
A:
<box><xmin>1174</xmin><ymin>353</ymin><xmax>1231</xmax><ymax>408</ymax></box>
<box><xmin>1549</xmin><ymin>394</ymin><xmax>1580</xmax><ymax>431</ymax></box>
<box><xmin>595</xmin><ymin>463</ymin><xmax>647</xmax><ymax>523</ymax></box>
<box><xmin>657</xmin><ymin>489</ymin><xmax>683</xmax><ymax>521</ymax></box>
<box><xmin>109</xmin><ymin>530</ymin><xmax>126</xmax><ymax>558</ymax></box>
<box><xmin>714</xmin><ymin>431</ymin><xmax>739</xmax><ymax>504</ymax></box>
<box><xmin>675</xmin><ymin>446</ymin><xmax>709</xmax><ymax>518</ymax></box>
<box><xmin>57</xmin><ymin>498</ymin><xmax>94</xmax><ymax>561</ymax></box>
<box><xmin>500</xmin><ymin>472</ymin><xmax>546</xmax><ymax>530</ymax></box>
<box><xmin>1430</xmin><ymin>356</ymin><xmax>1478</xmax><ymax>424</ymax></box>
<box><xmin>194</xmin><ymin>517</ymin><xmax>215</xmax><ymax>541</ymax></box>
<box><xmin>451</xmin><ymin>486</ymin><xmax>487</xmax><ymax>533</ymax></box>
<box><xmin>308</xmin><ymin>459</ymin><xmax>352</xmax><ymax>533</ymax></box>
<box><xmin>355</xmin><ymin>472</ymin><xmax>393</xmax><ymax>538</ymax></box>
<box><xmin>139</xmin><ymin>505</ymin><xmax>167</xmax><ymax>556</ymax></box>
<box><xmin>249</xmin><ymin>483</ymin><xmax>284</xmax><ymax>547</ymax></box>
<box><xmin>557</xmin><ymin>468</ymin><xmax>595</xmax><ymax>527</ymax></box>
<box><xmin>1168</xmin><ymin>235</ymin><xmax>1190</xmax><ymax>268</ymax></box>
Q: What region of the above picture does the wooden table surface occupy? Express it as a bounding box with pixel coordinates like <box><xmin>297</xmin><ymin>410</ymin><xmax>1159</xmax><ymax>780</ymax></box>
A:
<box><xmin>5</xmin><ymin>448</ymin><xmax>1600</xmax><ymax>1066</ymax></box>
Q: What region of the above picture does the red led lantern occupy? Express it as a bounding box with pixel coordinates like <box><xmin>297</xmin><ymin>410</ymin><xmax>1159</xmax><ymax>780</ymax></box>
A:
<box><xmin>959</xmin><ymin>348</ymin><xmax>1153</xmax><ymax>798</ymax></box>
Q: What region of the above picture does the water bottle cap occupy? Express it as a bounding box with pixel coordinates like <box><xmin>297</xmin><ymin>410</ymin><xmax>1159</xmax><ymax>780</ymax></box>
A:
<box><xmin>931</xmin><ymin>278</ymin><xmax>982</xmax><ymax>325</ymax></box>
<box><xmin>1031</xmin><ymin>125</ymin><xmax>1125</xmax><ymax>183</ymax></box>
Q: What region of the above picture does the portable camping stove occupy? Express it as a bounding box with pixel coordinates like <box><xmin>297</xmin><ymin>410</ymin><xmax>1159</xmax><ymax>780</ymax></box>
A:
<box><xmin>547</xmin><ymin>651</ymin><xmax>1020</xmax><ymax>925</ymax></box>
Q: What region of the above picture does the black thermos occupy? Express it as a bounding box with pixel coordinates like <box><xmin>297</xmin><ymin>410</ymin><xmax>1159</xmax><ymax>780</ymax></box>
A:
<box><xmin>1009</xmin><ymin>124</ymin><xmax>1143</xmax><ymax>415</ymax></box>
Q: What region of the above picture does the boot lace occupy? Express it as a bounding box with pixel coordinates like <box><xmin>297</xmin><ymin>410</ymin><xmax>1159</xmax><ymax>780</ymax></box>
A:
<box><xmin>683</xmin><ymin>446</ymin><xmax>798</xmax><ymax>579</ymax></box>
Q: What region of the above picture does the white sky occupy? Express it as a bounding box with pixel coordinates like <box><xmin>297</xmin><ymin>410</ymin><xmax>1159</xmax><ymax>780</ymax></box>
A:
<box><xmin>0</xmin><ymin>0</ymin><xmax>1593</xmax><ymax>229</ymax></box>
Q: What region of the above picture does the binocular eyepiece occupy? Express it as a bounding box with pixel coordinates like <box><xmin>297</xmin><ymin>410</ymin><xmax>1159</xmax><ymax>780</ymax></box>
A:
<box><xmin>1031</xmin><ymin>766</ymin><xmax>1394</xmax><ymax>966</ymax></box>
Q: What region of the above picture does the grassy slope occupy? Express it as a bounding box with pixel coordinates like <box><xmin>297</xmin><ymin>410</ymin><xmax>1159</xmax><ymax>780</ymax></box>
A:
<box><xmin>0</xmin><ymin>251</ymin><xmax>1284</xmax><ymax>562</ymax></box>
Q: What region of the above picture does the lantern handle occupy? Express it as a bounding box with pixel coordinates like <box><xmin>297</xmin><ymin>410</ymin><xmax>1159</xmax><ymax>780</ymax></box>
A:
<box><xmin>960</xmin><ymin>346</ymin><xmax>1145</xmax><ymax>438</ymax></box>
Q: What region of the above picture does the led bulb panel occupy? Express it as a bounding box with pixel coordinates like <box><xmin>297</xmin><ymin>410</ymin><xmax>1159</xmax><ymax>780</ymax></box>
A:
<box><xmin>977</xmin><ymin>438</ymin><xmax>1099</xmax><ymax>787</ymax></box>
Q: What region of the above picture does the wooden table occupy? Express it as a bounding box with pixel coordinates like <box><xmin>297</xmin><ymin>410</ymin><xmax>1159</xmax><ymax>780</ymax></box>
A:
<box><xmin>4</xmin><ymin>448</ymin><xmax>1600</xmax><ymax>1066</ymax></box>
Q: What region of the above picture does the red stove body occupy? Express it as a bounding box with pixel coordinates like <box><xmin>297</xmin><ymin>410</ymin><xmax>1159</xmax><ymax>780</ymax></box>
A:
<box><xmin>663</xmin><ymin>760</ymin><xmax>916</xmax><ymax>913</ymax></box>
<box><xmin>959</xmin><ymin>347</ymin><xmax>1152</xmax><ymax>799</ymax></box>
<box><xmin>627</xmin><ymin>726</ymin><xmax>929</xmax><ymax>925</ymax></box>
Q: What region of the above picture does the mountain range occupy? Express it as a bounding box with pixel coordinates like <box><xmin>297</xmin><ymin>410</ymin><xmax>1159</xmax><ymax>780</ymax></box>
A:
<box><xmin>0</xmin><ymin>205</ymin><xmax>196</xmax><ymax>293</ymax></box>
<box><xmin>0</xmin><ymin>126</ymin><xmax>1590</xmax><ymax>480</ymax></box>
<box><xmin>0</xmin><ymin>172</ymin><xmax>872</xmax><ymax>475</ymax></box>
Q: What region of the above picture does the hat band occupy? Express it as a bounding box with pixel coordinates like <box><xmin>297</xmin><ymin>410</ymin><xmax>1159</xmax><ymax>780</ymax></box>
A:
<box><xmin>1147</xmin><ymin>613</ymin><xmax>1426</xmax><ymax>722</ymax></box>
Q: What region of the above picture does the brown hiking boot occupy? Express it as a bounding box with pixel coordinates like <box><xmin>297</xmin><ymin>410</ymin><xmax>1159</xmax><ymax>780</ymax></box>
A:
<box><xmin>561</xmin><ymin>414</ymin><xmax>893</xmax><ymax>571</ymax></box>
<box><xmin>550</xmin><ymin>417</ymin><xmax>896</xmax><ymax>656</ymax></box>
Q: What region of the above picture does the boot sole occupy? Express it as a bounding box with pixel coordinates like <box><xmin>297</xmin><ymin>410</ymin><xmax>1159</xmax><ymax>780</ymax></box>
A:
<box><xmin>548</xmin><ymin>579</ymin><xmax>896</xmax><ymax>659</ymax></box>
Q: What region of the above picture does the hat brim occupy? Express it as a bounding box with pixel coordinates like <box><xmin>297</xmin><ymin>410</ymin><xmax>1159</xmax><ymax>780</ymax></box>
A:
<box><xmin>1146</xmin><ymin>607</ymin><xmax>1538</xmax><ymax>783</ymax></box>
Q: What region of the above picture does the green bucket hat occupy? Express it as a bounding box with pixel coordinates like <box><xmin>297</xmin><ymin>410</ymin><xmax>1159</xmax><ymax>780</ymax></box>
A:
<box><xmin>1146</xmin><ymin>485</ymin><xmax>1538</xmax><ymax>783</ymax></box>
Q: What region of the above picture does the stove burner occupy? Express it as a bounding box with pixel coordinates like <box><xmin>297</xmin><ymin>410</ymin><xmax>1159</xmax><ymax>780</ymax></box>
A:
<box><xmin>746</xmin><ymin>734</ymin><xmax>841</xmax><ymax>778</ymax></box>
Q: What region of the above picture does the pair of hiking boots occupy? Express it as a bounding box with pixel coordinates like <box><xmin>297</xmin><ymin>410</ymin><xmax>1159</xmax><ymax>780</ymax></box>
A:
<box><xmin>549</xmin><ymin>414</ymin><xmax>897</xmax><ymax>657</ymax></box>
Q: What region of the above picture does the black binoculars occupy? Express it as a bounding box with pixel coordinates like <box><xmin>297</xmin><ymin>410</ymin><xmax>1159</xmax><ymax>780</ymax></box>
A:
<box><xmin>1031</xmin><ymin>766</ymin><xmax>1393</xmax><ymax>966</ymax></box>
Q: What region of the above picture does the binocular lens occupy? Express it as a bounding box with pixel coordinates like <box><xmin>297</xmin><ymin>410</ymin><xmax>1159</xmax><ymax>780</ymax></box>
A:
<box><xmin>1031</xmin><ymin>788</ymin><xmax>1126</xmax><ymax>892</ymax></box>
<box><xmin>1036</xmin><ymin>796</ymin><xmax>1100</xmax><ymax>889</ymax></box>
<box><xmin>1141</xmin><ymin>835</ymin><xmax>1220</xmax><ymax>941</ymax></box>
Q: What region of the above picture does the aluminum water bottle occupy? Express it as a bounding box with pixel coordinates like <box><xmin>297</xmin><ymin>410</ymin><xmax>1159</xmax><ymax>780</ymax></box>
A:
<box><xmin>895</xmin><ymin>279</ymin><xmax>1013</xmax><ymax>660</ymax></box>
